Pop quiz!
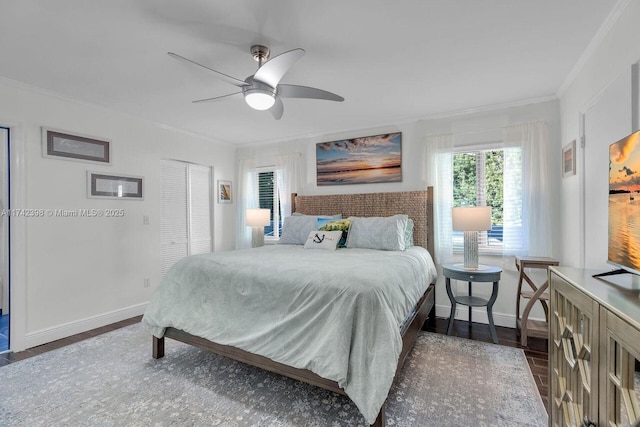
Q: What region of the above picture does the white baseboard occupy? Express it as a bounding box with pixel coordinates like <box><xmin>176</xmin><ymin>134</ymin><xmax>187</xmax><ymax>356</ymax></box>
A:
<box><xmin>435</xmin><ymin>303</ymin><xmax>544</xmax><ymax>329</ymax></box>
<box><xmin>25</xmin><ymin>302</ymin><xmax>147</xmax><ymax>349</ymax></box>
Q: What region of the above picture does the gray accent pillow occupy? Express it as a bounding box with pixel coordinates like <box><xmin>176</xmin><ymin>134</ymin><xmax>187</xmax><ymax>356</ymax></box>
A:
<box><xmin>279</xmin><ymin>214</ymin><xmax>342</xmax><ymax>245</ymax></box>
<box><xmin>279</xmin><ymin>215</ymin><xmax>317</xmax><ymax>245</ymax></box>
<box><xmin>345</xmin><ymin>214</ymin><xmax>409</xmax><ymax>251</ymax></box>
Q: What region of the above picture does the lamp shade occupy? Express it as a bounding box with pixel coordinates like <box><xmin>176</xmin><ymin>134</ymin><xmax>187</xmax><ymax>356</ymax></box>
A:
<box><xmin>244</xmin><ymin>90</ymin><xmax>275</xmax><ymax>110</ymax></box>
<box><xmin>246</xmin><ymin>208</ymin><xmax>271</xmax><ymax>227</ymax></box>
<box><xmin>452</xmin><ymin>206</ymin><xmax>491</xmax><ymax>231</ymax></box>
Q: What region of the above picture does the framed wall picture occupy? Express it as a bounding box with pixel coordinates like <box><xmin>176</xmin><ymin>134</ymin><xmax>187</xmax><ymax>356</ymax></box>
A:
<box><xmin>42</xmin><ymin>127</ymin><xmax>111</xmax><ymax>164</ymax></box>
<box><xmin>562</xmin><ymin>140</ymin><xmax>576</xmax><ymax>178</ymax></box>
<box><xmin>316</xmin><ymin>132</ymin><xmax>402</xmax><ymax>185</ymax></box>
<box><xmin>87</xmin><ymin>171</ymin><xmax>143</xmax><ymax>199</ymax></box>
<box><xmin>218</xmin><ymin>180</ymin><xmax>232</xmax><ymax>203</ymax></box>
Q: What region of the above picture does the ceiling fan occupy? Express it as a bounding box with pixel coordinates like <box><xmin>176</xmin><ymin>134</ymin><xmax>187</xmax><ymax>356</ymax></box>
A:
<box><xmin>168</xmin><ymin>45</ymin><xmax>344</xmax><ymax>119</ymax></box>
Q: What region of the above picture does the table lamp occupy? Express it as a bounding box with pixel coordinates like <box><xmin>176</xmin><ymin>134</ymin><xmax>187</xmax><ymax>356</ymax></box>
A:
<box><xmin>246</xmin><ymin>208</ymin><xmax>271</xmax><ymax>247</ymax></box>
<box><xmin>452</xmin><ymin>206</ymin><xmax>492</xmax><ymax>269</ymax></box>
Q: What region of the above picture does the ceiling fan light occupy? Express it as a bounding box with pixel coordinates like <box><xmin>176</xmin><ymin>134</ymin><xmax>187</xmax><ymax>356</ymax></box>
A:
<box><xmin>244</xmin><ymin>90</ymin><xmax>275</xmax><ymax>110</ymax></box>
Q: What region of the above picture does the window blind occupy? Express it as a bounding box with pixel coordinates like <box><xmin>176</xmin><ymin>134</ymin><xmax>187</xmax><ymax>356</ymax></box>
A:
<box><xmin>452</xmin><ymin>148</ymin><xmax>508</xmax><ymax>255</ymax></box>
<box><xmin>258</xmin><ymin>170</ymin><xmax>280</xmax><ymax>238</ymax></box>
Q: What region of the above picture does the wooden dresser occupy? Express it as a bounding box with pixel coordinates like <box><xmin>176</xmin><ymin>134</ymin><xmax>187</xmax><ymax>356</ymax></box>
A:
<box><xmin>549</xmin><ymin>267</ymin><xmax>640</xmax><ymax>426</ymax></box>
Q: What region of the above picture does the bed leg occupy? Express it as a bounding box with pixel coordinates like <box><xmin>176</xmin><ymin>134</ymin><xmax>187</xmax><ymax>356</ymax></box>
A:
<box><xmin>153</xmin><ymin>336</ymin><xmax>165</xmax><ymax>359</ymax></box>
<box><xmin>371</xmin><ymin>402</ymin><xmax>385</xmax><ymax>427</ymax></box>
<box><xmin>421</xmin><ymin>285</ymin><xmax>437</xmax><ymax>330</ymax></box>
<box><xmin>424</xmin><ymin>302</ymin><xmax>437</xmax><ymax>329</ymax></box>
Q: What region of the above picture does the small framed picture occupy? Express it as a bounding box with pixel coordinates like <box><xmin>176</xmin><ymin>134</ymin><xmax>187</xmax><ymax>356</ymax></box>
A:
<box><xmin>87</xmin><ymin>171</ymin><xmax>143</xmax><ymax>200</ymax></box>
<box><xmin>43</xmin><ymin>127</ymin><xmax>111</xmax><ymax>164</ymax></box>
<box><xmin>218</xmin><ymin>180</ymin><xmax>232</xmax><ymax>203</ymax></box>
<box><xmin>562</xmin><ymin>140</ymin><xmax>576</xmax><ymax>178</ymax></box>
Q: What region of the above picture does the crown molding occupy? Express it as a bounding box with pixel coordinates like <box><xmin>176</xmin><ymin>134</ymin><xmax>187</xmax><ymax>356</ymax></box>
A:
<box><xmin>557</xmin><ymin>0</ymin><xmax>631</xmax><ymax>97</ymax></box>
<box><xmin>0</xmin><ymin>76</ymin><xmax>234</xmax><ymax>148</ymax></box>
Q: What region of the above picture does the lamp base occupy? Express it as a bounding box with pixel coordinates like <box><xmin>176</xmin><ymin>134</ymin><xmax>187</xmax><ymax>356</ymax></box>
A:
<box><xmin>251</xmin><ymin>227</ymin><xmax>265</xmax><ymax>248</ymax></box>
<box><xmin>453</xmin><ymin>262</ymin><xmax>492</xmax><ymax>271</ymax></box>
<box><xmin>463</xmin><ymin>230</ymin><xmax>479</xmax><ymax>269</ymax></box>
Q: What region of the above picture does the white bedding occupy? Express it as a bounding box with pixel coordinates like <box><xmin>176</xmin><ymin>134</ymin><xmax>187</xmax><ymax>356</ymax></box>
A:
<box><xmin>142</xmin><ymin>244</ymin><xmax>437</xmax><ymax>424</ymax></box>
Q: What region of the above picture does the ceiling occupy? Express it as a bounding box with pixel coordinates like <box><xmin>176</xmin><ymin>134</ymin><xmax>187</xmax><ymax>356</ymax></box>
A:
<box><xmin>0</xmin><ymin>0</ymin><xmax>621</xmax><ymax>145</ymax></box>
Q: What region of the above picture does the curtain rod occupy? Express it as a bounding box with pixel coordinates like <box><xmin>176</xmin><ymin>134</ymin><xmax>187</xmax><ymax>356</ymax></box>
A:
<box><xmin>427</xmin><ymin>120</ymin><xmax>545</xmax><ymax>137</ymax></box>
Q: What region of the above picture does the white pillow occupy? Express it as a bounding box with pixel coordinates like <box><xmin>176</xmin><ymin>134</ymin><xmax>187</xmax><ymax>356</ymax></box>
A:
<box><xmin>280</xmin><ymin>214</ymin><xmax>342</xmax><ymax>245</ymax></box>
<box><xmin>404</xmin><ymin>218</ymin><xmax>414</xmax><ymax>248</ymax></box>
<box><xmin>279</xmin><ymin>215</ymin><xmax>317</xmax><ymax>244</ymax></box>
<box><xmin>303</xmin><ymin>230</ymin><xmax>343</xmax><ymax>250</ymax></box>
<box><xmin>345</xmin><ymin>214</ymin><xmax>409</xmax><ymax>251</ymax></box>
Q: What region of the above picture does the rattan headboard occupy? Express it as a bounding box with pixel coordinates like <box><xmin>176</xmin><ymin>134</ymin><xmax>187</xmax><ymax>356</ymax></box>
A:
<box><xmin>292</xmin><ymin>187</ymin><xmax>434</xmax><ymax>256</ymax></box>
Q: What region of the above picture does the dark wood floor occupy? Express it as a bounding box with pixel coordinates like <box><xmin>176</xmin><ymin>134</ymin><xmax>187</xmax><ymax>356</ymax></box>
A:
<box><xmin>0</xmin><ymin>315</ymin><xmax>549</xmax><ymax>411</ymax></box>
<box><xmin>0</xmin><ymin>315</ymin><xmax>143</xmax><ymax>366</ymax></box>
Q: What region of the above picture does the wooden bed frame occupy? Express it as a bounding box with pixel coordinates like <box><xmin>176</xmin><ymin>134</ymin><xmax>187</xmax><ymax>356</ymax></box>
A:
<box><xmin>152</xmin><ymin>188</ymin><xmax>436</xmax><ymax>427</ymax></box>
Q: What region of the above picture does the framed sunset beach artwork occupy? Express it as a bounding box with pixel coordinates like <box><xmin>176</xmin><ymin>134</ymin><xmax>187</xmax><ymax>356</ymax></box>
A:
<box><xmin>316</xmin><ymin>132</ymin><xmax>402</xmax><ymax>185</ymax></box>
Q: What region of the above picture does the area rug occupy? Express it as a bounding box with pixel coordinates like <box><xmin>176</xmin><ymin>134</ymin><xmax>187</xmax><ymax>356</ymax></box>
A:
<box><xmin>0</xmin><ymin>323</ymin><xmax>547</xmax><ymax>426</ymax></box>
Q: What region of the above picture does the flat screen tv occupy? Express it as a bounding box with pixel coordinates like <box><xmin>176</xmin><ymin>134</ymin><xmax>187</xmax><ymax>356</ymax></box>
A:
<box><xmin>596</xmin><ymin>129</ymin><xmax>640</xmax><ymax>279</ymax></box>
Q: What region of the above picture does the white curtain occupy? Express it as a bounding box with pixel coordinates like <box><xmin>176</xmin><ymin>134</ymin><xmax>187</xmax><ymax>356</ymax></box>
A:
<box><xmin>423</xmin><ymin>133</ymin><xmax>454</xmax><ymax>265</ymax></box>
<box><xmin>503</xmin><ymin>121</ymin><xmax>552</xmax><ymax>257</ymax></box>
<box><xmin>425</xmin><ymin>120</ymin><xmax>552</xmax><ymax>264</ymax></box>
<box><xmin>276</xmin><ymin>152</ymin><xmax>302</xmax><ymax>219</ymax></box>
<box><xmin>235</xmin><ymin>157</ymin><xmax>258</xmax><ymax>249</ymax></box>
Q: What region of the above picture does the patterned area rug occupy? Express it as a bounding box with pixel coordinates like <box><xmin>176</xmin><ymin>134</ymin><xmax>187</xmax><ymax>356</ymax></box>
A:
<box><xmin>0</xmin><ymin>323</ymin><xmax>547</xmax><ymax>426</ymax></box>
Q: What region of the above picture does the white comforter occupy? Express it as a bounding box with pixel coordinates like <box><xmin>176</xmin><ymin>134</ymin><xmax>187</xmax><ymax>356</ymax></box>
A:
<box><xmin>142</xmin><ymin>245</ymin><xmax>437</xmax><ymax>424</ymax></box>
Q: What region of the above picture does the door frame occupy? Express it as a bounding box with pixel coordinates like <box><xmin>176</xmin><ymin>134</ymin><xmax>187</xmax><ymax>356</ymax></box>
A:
<box><xmin>0</xmin><ymin>119</ymin><xmax>26</xmax><ymax>352</ymax></box>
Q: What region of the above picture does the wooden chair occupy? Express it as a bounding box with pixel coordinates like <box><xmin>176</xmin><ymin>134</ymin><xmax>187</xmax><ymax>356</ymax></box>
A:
<box><xmin>515</xmin><ymin>256</ymin><xmax>559</xmax><ymax>346</ymax></box>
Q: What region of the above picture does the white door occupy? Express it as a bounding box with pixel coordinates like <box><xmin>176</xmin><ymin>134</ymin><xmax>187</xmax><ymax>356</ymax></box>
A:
<box><xmin>160</xmin><ymin>159</ymin><xmax>213</xmax><ymax>275</ymax></box>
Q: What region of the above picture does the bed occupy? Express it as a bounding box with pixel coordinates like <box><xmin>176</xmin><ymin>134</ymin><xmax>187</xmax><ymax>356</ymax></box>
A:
<box><xmin>142</xmin><ymin>188</ymin><xmax>437</xmax><ymax>426</ymax></box>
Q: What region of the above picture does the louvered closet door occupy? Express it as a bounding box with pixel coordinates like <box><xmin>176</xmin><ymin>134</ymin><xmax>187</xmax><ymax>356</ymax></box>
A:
<box><xmin>187</xmin><ymin>163</ymin><xmax>212</xmax><ymax>255</ymax></box>
<box><xmin>160</xmin><ymin>160</ymin><xmax>213</xmax><ymax>276</ymax></box>
<box><xmin>160</xmin><ymin>160</ymin><xmax>189</xmax><ymax>275</ymax></box>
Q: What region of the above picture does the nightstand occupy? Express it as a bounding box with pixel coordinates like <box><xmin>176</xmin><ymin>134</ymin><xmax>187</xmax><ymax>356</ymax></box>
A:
<box><xmin>442</xmin><ymin>263</ymin><xmax>502</xmax><ymax>344</ymax></box>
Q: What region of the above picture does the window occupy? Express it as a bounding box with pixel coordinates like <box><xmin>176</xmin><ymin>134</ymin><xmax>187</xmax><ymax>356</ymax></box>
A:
<box><xmin>257</xmin><ymin>168</ymin><xmax>281</xmax><ymax>240</ymax></box>
<box><xmin>452</xmin><ymin>147</ymin><xmax>521</xmax><ymax>255</ymax></box>
<box><xmin>427</xmin><ymin>121</ymin><xmax>549</xmax><ymax>262</ymax></box>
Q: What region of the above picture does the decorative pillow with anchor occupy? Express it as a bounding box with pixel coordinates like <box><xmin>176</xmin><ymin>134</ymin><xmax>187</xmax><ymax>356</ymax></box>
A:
<box><xmin>303</xmin><ymin>230</ymin><xmax>343</xmax><ymax>250</ymax></box>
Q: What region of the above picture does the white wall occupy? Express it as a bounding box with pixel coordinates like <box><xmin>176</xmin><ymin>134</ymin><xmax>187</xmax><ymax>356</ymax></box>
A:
<box><xmin>238</xmin><ymin>99</ymin><xmax>561</xmax><ymax>328</ymax></box>
<box><xmin>0</xmin><ymin>78</ymin><xmax>236</xmax><ymax>350</ymax></box>
<box><xmin>582</xmin><ymin>70</ymin><xmax>631</xmax><ymax>271</ymax></box>
<box><xmin>559</xmin><ymin>0</ymin><xmax>640</xmax><ymax>269</ymax></box>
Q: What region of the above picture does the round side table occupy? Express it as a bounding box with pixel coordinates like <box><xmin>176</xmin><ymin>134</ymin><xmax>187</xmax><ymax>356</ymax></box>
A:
<box><xmin>442</xmin><ymin>263</ymin><xmax>502</xmax><ymax>344</ymax></box>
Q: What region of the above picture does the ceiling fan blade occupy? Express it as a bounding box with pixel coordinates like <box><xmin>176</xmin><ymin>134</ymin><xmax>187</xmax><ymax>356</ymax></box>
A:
<box><xmin>192</xmin><ymin>92</ymin><xmax>242</xmax><ymax>103</ymax></box>
<box><xmin>270</xmin><ymin>97</ymin><xmax>284</xmax><ymax>120</ymax></box>
<box><xmin>168</xmin><ymin>52</ymin><xmax>249</xmax><ymax>88</ymax></box>
<box><xmin>253</xmin><ymin>48</ymin><xmax>305</xmax><ymax>88</ymax></box>
<box><xmin>277</xmin><ymin>84</ymin><xmax>344</xmax><ymax>102</ymax></box>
